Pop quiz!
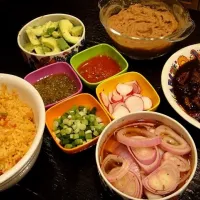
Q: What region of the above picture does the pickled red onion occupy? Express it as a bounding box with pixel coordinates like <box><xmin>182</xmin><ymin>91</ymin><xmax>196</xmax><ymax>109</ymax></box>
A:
<box><xmin>144</xmin><ymin>189</ymin><xmax>163</xmax><ymax>199</ymax></box>
<box><xmin>101</xmin><ymin>154</ymin><xmax>130</xmax><ymax>182</ymax></box>
<box><xmin>116</xmin><ymin>127</ymin><xmax>161</xmax><ymax>147</ymax></box>
<box><xmin>155</xmin><ymin>125</ymin><xmax>191</xmax><ymax>155</ymax></box>
<box><xmin>128</xmin><ymin>145</ymin><xmax>161</xmax><ymax>174</ymax></box>
<box><xmin>142</xmin><ymin>161</ymin><xmax>180</xmax><ymax>195</ymax></box>
<box><xmin>163</xmin><ymin>152</ymin><xmax>190</xmax><ymax>172</ymax></box>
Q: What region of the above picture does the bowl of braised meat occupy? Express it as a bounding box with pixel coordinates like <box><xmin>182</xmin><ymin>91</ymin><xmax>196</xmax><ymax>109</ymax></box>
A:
<box><xmin>162</xmin><ymin>44</ymin><xmax>200</xmax><ymax>129</ymax></box>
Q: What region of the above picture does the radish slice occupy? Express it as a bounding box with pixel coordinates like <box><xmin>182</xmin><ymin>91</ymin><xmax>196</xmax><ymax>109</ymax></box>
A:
<box><xmin>112</xmin><ymin>95</ymin><xmax>123</xmax><ymax>103</ymax></box>
<box><xmin>155</xmin><ymin>125</ymin><xmax>191</xmax><ymax>155</ymax></box>
<box><xmin>101</xmin><ymin>154</ymin><xmax>130</xmax><ymax>183</ymax></box>
<box><xmin>133</xmin><ymin>93</ymin><xmax>142</xmax><ymax>97</ymax></box>
<box><xmin>108</xmin><ymin>92</ymin><xmax>113</xmax><ymax>103</ymax></box>
<box><xmin>108</xmin><ymin>104</ymin><xmax>113</xmax><ymax>114</ymax></box>
<box><xmin>128</xmin><ymin>145</ymin><xmax>161</xmax><ymax>174</ymax></box>
<box><xmin>132</xmin><ymin>83</ymin><xmax>140</xmax><ymax>94</ymax></box>
<box><xmin>114</xmin><ymin>102</ymin><xmax>126</xmax><ymax>111</ymax></box>
<box><xmin>100</xmin><ymin>92</ymin><xmax>109</xmax><ymax>108</ymax></box>
<box><xmin>144</xmin><ymin>189</ymin><xmax>163</xmax><ymax>199</ymax></box>
<box><xmin>142</xmin><ymin>161</ymin><xmax>180</xmax><ymax>195</ymax></box>
<box><xmin>163</xmin><ymin>152</ymin><xmax>190</xmax><ymax>172</ymax></box>
<box><xmin>112</xmin><ymin>106</ymin><xmax>130</xmax><ymax>119</ymax></box>
<box><xmin>124</xmin><ymin>80</ymin><xmax>138</xmax><ymax>86</ymax></box>
<box><xmin>131</xmin><ymin>146</ymin><xmax>157</xmax><ymax>165</ymax></box>
<box><xmin>142</xmin><ymin>96</ymin><xmax>153</xmax><ymax>110</ymax></box>
<box><xmin>125</xmin><ymin>96</ymin><xmax>144</xmax><ymax>112</ymax></box>
<box><xmin>116</xmin><ymin>127</ymin><xmax>162</xmax><ymax>147</ymax></box>
<box><xmin>112</xmin><ymin>89</ymin><xmax>120</xmax><ymax>97</ymax></box>
<box><xmin>116</xmin><ymin>83</ymin><xmax>133</xmax><ymax>96</ymax></box>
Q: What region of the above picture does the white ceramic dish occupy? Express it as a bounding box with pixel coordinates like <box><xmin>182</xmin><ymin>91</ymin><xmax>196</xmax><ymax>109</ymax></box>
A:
<box><xmin>17</xmin><ymin>13</ymin><xmax>85</xmax><ymax>69</ymax></box>
<box><xmin>0</xmin><ymin>74</ymin><xmax>45</xmax><ymax>191</ymax></box>
<box><xmin>96</xmin><ymin>111</ymin><xmax>197</xmax><ymax>200</ymax></box>
<box><xmin>162</xmin><ymin>43</ymin><xmax>200</xmax><ymax>129</ymax></box>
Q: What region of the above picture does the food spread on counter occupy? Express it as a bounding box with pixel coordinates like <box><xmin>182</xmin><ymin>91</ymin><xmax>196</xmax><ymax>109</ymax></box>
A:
<box><xmin>0</xmin><ymin>84</ymin><xmax>36</xmax><ymax>175</ymax></box>
<box><xmin>107</xmin><ymin>3</ymin><xmax>178</xmax><ymax>38</ymax></box>
<box><xmin>53</xmin><ymin>106</ymin><xmax>105</xmax><ymax>149</ymax></box>
<box><xmin>173</xmin><ymin>58</ymin><xmax>200</xmax><ymax>122</ymax></box>
<box><xmin>77</xmin><ymin>55</ymin><xmax>121</xmax><ymax>83</ymax></box>
<box><xmin>33</xmin><ymin>73</ymin><xmax>78</xmax><ymax>105</ymax></box>
<box><xmin>100</xmin><ymin>120</ymin><xmax>192</xmax><ymax>199</ymax></box>
<box><xmin>24</xmin><ymin>19</ymin><xmax>83</xmax><ymax>55</ymax></box>
<box><xmin>100</xmin><ymin>81</ymin><xmax>152</xmax><ymax>118</ymax></box>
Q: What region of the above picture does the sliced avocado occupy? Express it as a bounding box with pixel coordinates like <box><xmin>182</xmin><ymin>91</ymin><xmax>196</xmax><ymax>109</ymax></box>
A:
<box><xmin>42</xmin><ymin>46</ymin><xmax>51</xmax><ymax>53</ymax></box>
<box><xmin>23</xmin><ymin>42</ymin><xmax>35</xmax><ymax>52</ymax></box>
<box><xmin>43</xmin><ymin>21</ymin><xmax>59</xmax><ymax>36</ymax></box>
<box><xmin>52</xmin><ymin>31</ymin><xmax>61</xmax><ymax>38</ymax></box>
<box><xmin>26</xmin><ymin>28</ymin><xmax>40</xmax><ymax>46</ymax></box>
<box><xmin>31</xmin><ymin>25</ymin><xmax>44</xmax><ymax>36</ymax></box>
<box><xmin>59</xmin><ymin>20</ymin><xmax>80</xmax><ymax>44</ymax></box>
<box><xmin>34</xmin><ymin>46</ymin><xmax>44</xmax><ymax>54</ymax></box>
<box><xmin>70</xmin><ymin>26</ymin><xmax>83</xmax><ymax>37</ymax></box>
<box><xmin>56</xmin><ymin>38</ymin><xmax>70</xmax><ymax>51</ymax></box>
<box><xmin>41</xmin><ymin>37</ymin><xmax>60</xmax><ymax>53</ymax></box>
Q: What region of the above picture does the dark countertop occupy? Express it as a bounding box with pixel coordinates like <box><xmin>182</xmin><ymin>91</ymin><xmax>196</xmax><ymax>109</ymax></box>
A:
<box><xmin>0</xmin><ymin>0</ymin><xmax>200</xmax><ymax>199</ymax></box>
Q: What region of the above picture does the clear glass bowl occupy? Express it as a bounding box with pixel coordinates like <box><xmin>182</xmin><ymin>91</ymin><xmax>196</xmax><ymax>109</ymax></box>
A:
<box><xmin>98</xmin><ymin>0</ymin><xmax>195</xmax><ymax>60</ymax></box>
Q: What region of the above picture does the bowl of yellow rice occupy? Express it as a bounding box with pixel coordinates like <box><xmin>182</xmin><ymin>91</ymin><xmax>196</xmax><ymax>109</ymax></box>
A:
<box><xmin>0</xmin><ymin>73</ymin><xmax>45</xmax><ymax>191</ymax></box>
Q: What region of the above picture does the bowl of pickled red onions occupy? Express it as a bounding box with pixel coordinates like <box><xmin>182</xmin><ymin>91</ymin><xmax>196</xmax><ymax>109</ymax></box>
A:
<box><xmin>95</xmin><ymin>111</ymin><xmax>197</xmax><ymax>200</ymax></box>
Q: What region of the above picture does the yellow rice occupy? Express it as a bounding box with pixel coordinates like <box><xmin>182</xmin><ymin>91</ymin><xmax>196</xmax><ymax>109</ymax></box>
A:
<box><xmin>0</xmin><ymin>84</ymin><xmax>36</xmax><ymax>175</ymax></box>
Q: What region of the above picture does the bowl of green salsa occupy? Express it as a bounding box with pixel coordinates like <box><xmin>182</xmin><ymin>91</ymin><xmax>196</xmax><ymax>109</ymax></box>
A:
<box><xmin>24</xmin><ymin>62</ymin><xmax>83</xmax><ymax>109</ymax></box>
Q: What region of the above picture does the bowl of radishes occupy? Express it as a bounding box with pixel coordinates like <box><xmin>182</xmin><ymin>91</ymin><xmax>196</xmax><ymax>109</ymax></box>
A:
<box><xmin>96</xmin><ymin>72</ymin><xmax>160</xmax><ymax>119</ymax></box>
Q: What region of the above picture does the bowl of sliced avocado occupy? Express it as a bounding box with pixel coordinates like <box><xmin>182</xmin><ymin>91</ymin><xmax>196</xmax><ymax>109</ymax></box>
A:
<box><xmin>17</xmin><ymin>14</ymin><xmax>85</xmax><ymax>69</ymax></box>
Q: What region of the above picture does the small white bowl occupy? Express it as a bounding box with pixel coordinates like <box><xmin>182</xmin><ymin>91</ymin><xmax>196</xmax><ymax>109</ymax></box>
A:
<box><xmin>17</xmin><ymin>13</ymin><xmax>85</xmax><ymax>69</ymax></box>
<box><xmin>95</xmin><ymin>111</ymin><xmax>197</xmax><ymax>200</ymax></box>
<box><xmin>162</xmin><ymin>43</ymin><xmax>200</xmax><ymax>129</ymax></box>
<box><xmin>0</xmin><ymin>74</ymin><xmax>45</xmax><ymax>191</ymax></box>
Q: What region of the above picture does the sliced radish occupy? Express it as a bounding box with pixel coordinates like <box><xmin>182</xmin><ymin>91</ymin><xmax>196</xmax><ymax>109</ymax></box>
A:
<box><xmin>112</xmin><ymin>106</ymin><xmax>130</xmax><ymax>119</ymax></box>
<box><xmin>124</xmin><ymin>81</ymin><xmax>138</xmax><ymax>86</ymax></box>
<box><xmin>132</xmin><ymin>83</ymin><xmax>140</xmax><ymax>94</ymax></box>
<box><xmin>113</xmin><ymin>89</ymin><xmax>119</xmax><ymax>97</ymax></box>
<box><xmin>108</xmin><ymin>104</ymin><xmax>113</xmax><ymax>114</ymax></box>
<box><xmin>133</xmin><ymin>93</ymin><xmax>142</xmax><ymax>98</ymax></box>
<box><xmin>100</xmin><ymin>92</ymin><xmax>109</xmax><ymax>107</ymax></box>
<box><xmin>112</xmin><ymin>93</ymin><xmax>123</xmax><ymax>103</ymax></box>
<box><xmin>123</xmin><ymin>95</ymin><xmax>132</xmax><ymax>101</ymax></box>
<box><xmin>108</xmin><ymin>92</ymin><xmax>113</xmax><ymax>103</ymax></box>
<box><xmin>142</xmin><ymin>96</ymin><xmax>153</xmax><ymax>110</ymax></box>
<box><xmin>125</xmin><ymin>96</ymin><xmax>144</xmax><ymax>113</ymax></box>
<box><xmin>114</xmin><ymin>102</ymin><xmax>126</xmax><ymax>111</ymax></box>
<box><xmin>116</xmin><ymin>83</ymin><xmax>133</xmax><ymax>96</ymax></box>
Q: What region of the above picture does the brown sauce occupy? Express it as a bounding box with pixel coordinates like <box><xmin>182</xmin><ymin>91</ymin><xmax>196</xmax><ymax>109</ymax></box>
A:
<box><xmin>173</xmin><ymin>59</ymin><xmax>200</xmax><ymax>121</ymax></box>
<box><xmin>33</xmin><ymin>73</ymin><xmax>78</xmax><ymax>105</ymax></box>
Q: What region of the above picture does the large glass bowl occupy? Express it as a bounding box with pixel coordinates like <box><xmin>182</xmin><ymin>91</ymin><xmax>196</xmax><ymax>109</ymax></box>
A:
<box><xmin>98</xmin><ymin>0</ymin><xmax>195</xmax><ymax>60</ymax></box>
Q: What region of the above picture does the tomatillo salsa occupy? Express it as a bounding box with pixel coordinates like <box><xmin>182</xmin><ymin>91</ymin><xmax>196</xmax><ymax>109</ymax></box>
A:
<box><xmin>77</xmin><ymin>55</ymin><xmax>121</xmax><ymax>83</ymax></box>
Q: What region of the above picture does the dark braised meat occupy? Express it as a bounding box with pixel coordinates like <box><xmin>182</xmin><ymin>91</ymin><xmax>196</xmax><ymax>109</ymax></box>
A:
<box><xmin>173</xmin><ymin>58</ymin><xmax>200</xmax><ymax>122</ymax></box>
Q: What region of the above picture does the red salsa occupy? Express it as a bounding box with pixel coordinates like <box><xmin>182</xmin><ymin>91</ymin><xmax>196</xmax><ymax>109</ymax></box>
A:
<box><xmin>77</xmin><ymin>55</ymin><xmax>121</xmax><ymax>83</ymax></box>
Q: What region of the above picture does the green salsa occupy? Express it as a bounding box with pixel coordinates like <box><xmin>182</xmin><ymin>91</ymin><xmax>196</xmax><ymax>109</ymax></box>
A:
<box><xmin>33</xmin><ymin>73</ymin><xmax>78</xmax><ymax>105</ymax></box>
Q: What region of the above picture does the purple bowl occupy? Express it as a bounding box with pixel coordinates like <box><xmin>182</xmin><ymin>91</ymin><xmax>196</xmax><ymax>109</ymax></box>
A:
<box><xmin>24</xmin><ymin>62</ymin><xmax>83</xmax><ymax>109</ymax></box>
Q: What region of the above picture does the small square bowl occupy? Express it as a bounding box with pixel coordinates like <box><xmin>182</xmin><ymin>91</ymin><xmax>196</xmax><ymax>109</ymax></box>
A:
<box><xmin>70</xmin><ymin>43</ymin><xmax>128</xmax><ymax>89</ymax></box>
<box><xmin>96</xmin><ymin>72</ymin><xmax>160</xmax><ymax>119</ymax></box>
<box><xmin>24</xmin><ymin>62</ymin><xmax>83</xmax><ymax>109</ymax></box>
<box><xmin>45</xmin><ymin>93</ymin><xmax>111</xmax><ymax>154</ymax></box>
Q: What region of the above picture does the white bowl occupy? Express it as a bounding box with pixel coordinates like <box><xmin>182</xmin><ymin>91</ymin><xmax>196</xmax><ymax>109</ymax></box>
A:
<box><xmin>17</xmin><ymin>13</ymin><xmax>85</xmax><ymax>69</ymax></box>
<box><xmin>161</xmin><ymin>43</ymin><xmax>200</xmax><ymax>129</ymax></box>
<box><xmin>0</xmin><ymin>74</ymin><xmax>45</xmax><ymax>191</ymax></box>
<box><xmin>95</xmin><ymin>111</ymin><xmax>197</xmax><ymax>200</ymax></box>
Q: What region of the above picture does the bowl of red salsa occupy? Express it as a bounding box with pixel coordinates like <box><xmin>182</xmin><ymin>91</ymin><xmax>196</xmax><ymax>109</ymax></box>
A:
<box><xmin>70</xmin><ymin>43</ymin><xmax>128</xmax><ymax>89</ymax></box>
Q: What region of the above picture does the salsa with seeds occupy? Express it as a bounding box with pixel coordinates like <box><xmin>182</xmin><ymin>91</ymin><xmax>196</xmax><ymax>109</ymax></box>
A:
<box><xmin>33</xmin><ymin>73</ymin><xmax>78</xmax><ymax>105</ymax></box>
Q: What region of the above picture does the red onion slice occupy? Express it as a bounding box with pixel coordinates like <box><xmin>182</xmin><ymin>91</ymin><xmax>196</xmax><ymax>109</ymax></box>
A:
<box><xmin>163</xmin><ymin>152</ymin><xmax>190</xmax><ymax>172</ymax></box>
<box><xmin>113</xmin><ymin>144</ymin><xmax>141</xmax><ymax>178</ymax></box>
<box><xmin>101</xmin><ymin>154</ymin><xmax>130</xmax><ymax>183</ymax></box>
<box><xmin>112</xmin><ymin>170</ymin><xmax>142</xmax><ymax>198</ymax></box>
<box><xmin>155</xmin><ymin>125</ymin><xmax>191</xmax><ymax>155</ymax></box>
<box><xmin>116</xmin><ymin>127</ymin><xmax>161</xmax><ymax>147</ymax></box>
<box><xmin>144</xmin><ymin>189</ymin><xmax>163</xmax><ymax>199</ymax></box>
<box><xmin>128</xmin><ymin>145</ymin><xmax>161</xmax><ymax>174</ymax></box>
<box><xmin>131</xmin><ymin>146</ymin><xmax>157</xmax><ymax>165</ymax></box>
<box><xmin>142</xmin><ymin>161</ymin><xmax>180</xmax><ymax>195</ymax></box>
